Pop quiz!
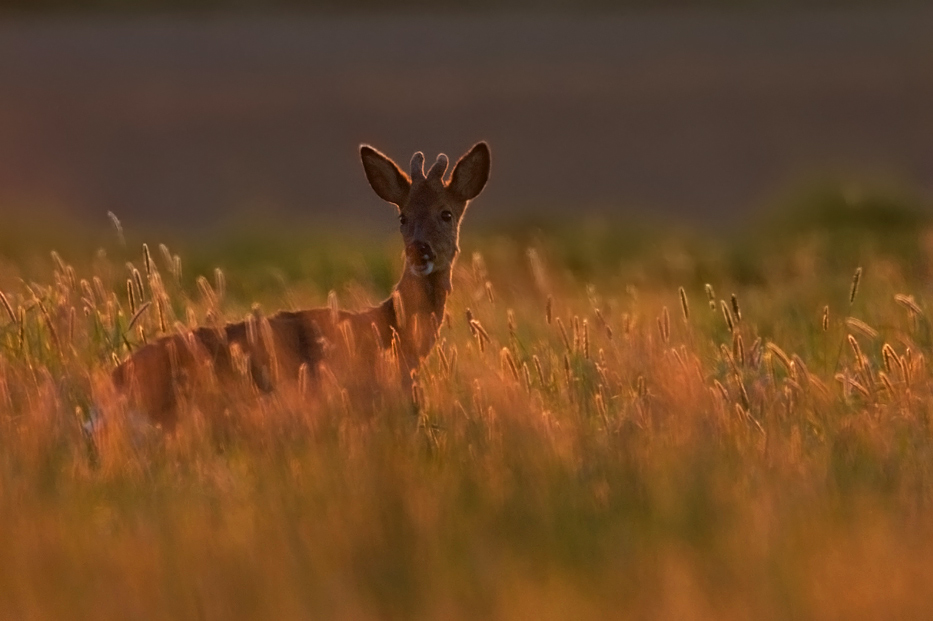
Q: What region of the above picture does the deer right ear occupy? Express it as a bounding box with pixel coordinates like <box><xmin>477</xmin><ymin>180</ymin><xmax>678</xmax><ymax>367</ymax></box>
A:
<box><xmin>448</xmin><ymin>142</ymin><xmax>491</xmax><ymax>202</ymax></box>
<box><xmin>360</xmin><ymin>145</ymin><xmax>410</xmax><ymax>206</ymax></box>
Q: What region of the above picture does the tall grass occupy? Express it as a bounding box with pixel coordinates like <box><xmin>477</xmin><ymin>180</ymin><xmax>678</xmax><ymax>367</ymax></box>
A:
<box><xmin>2</xmin><ymin>211</ymin><xmax>933</xmax><ymax>620</ymax></box>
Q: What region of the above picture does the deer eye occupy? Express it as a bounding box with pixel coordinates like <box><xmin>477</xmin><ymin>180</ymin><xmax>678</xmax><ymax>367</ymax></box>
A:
<box><xmin>399</xmin><ymin>214</ymin><xmax>407</xmax><ymax>226</ymax></box>
<box><xmin>441</xmin><ymin>210</ymin><xmax>453</xmax><ymax>223</ymax></box>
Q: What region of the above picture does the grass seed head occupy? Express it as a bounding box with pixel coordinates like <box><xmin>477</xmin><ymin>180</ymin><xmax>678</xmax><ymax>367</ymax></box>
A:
<box><xmin>126</xmin><ymin>279</ymin><xmax>136</xmax><ymax>314</ymax></box>
<box><xmin>159</xmin><ymin>244</ymin><xmax>174</xmax><ymax>276</ymax></box>
<box><xmin>484</xmin><ymin>280</ymin><xmax>495</xmax><ymax>304</ymax></box>
<box><xmin>730</xmin><ymin>293</ymin><xmax>742</xmax><ymax>323</ymax></box>
<box><xmin>845</xmin><ymin>317</ymin><xmax>879</xmax><ymax>339</ymax></box>
<box><xmin>143</xmin><ymin>244</ymin><xmax>153</xmax><ymax>279</ymax></box>
<box><xmin>705</xmin><ymin>283</ymin><xmax>716</xmax><ymax>310</ymax></box>
<box><xmin>214</xmin><ymin>268</ymin><xmax>225</xmax><ymax>300</ymax></box>
<box><xmin>847</xmin><ymin>334</ymin><xmax>865</xmax><ymax>370</ymax></box>
<box><xmin>894</xmin><ymin>293</ymin><xmax>922</xmax><ymax>315</ymax></box>
<box><xmin>107</xmin><ymin>211</ymin><xmax>125</xmax><ymax>246</ymax></box>
<box><xmin>132</xmin><ymin>268</ymin><xmax>145</xmax><ymax>302</ymax></box>
<box><xmin>849</xmin><ymin>266</ymin><xmax>862</xmax><ymax>305</ymax></box>
<box><xmin>532</xmin><ymin>354</ymin><xmax>545</xmax><ymax>386</ymax></box>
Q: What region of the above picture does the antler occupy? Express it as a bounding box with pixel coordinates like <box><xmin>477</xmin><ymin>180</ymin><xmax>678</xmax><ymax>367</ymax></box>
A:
<box><xmin>410</xmin><ymin>152</ymin><xmax>426</xmax><ymax>182</ymax></box>
<box><xmin>427</xmin><ymin>154</ymin><xmax>449</xmax><ymax>181</ymax></box>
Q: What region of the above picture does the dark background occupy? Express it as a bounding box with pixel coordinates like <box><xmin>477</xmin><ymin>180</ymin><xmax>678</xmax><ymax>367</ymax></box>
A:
<box><xmin>1</xmin><ymin>5</ymin><xmax>931</xmax><ymax>231</ymax></box>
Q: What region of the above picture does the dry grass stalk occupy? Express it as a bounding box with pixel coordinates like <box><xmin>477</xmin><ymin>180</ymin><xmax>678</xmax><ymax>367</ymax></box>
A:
<box><xmin>720</xmin><ymin>300</ymin><xmax>735</xmax><ymax>332</ymax></box>
<box><xmin>713</xmin><ymin>379</ymin><xmax>730</xmax><ymax>403</ymax></box>
<box><xmin>748</xmin><ymin>337</ymin><xmax>762</xmax><ymax>369</ymax></box>
<box><xmin>555</xmin><ymin>317</ymin><xmax>572</xmax><ymax>352</ymax></box>
<box><xmin>635</xmin><ymin>375</ymin><xmax>647</xmax><ymax>398</ymax></box>
<box><xmin>532</xmin><ymin>354</ymin><xmax>545</xmax><ymax>386</ymax></box>
<box><xmin>197</xmin><ymin>276</ymin><xmax>217</xmax><ymax>309</ymax></box>
<box><xmin>791</xmin><ymin>354</ymin><xmax>810</xmax><ymax>386</ymax></box>
<box><xmin>469</xmin><ymin>317</ymin><xmax>491</xmax><ymax>353</ymax></box>
<box><xmin>678</xmin><ymin>287</ymin><xmax>690</xmax><ymax>322</ymax></box>
<box><xmin>732</xmin><ymin>332</ymin><xmax>745</xmax><ymax>368</ymax></box>
<box><xmin>735</xmin><ymin>376</ymin><xmax>750</xmax><ymax>410</ymax></box>
<box><xmin>720</xmin><ymin>344</ymin><xmax>736</xmax><ymax>373</ymax></box>
<box><xmin>847</xmin><ymin>334</ymin><xmax>866</xmax><ymax>371</ymax></box>
<box><xmin>484</xmin><ymin>281</ymin><xmax>495</xmax><ymax>304</ymax></box>
<box><xmin>766</xmin><ymin>342</ymin><xmax>793</xmax><ymax>374</ymax></box>
<box><xmin>500</xmin><ymin>347</ymin><xmax>520</xmax><ymax>382</ymax></box>
<box><xmin>563</xmin><ymin>353</ymin><xmax>573</xmax><ymax>395</ymax></box>
<box><xmin>878</xmin><ymin>370</ymin><xmax>896</xmax><ymax>395</ymax></box>
<box><xmin>0</xmin><ymin>290</ymin><xmax>16</xmax><ymax>325</ymax></box>
<box><xmin>705</xmin><ymin>283</ymin><xmax>716</xmax><ymax>310</ymax></box>
<box><xmin>882</xmin><ymin>343</ymin><xmax>903</xmax><ymax>377</ymax></box>
<box><xmin>159</xmin><ymin>244</ymin><xmax>174</xmax><ymax>277</ymax></box>
<box><xmin>594</xmin><ymin>390</ymin><xmax>608</xmax><ymax>420</ymax></box>
<box><xmin>658</xmin><ymin>306</ymin><xmax>670</xmax><ymax>344</ymax></box>
<box><xmin>132</xmin><ymin>268</ymin><xmax>145</xmax><ymax>302</ymax></box>
<box><xmin>126</xmin><ymin>301</ymin><xmax>152</xmax><ymax>333</ymax></box>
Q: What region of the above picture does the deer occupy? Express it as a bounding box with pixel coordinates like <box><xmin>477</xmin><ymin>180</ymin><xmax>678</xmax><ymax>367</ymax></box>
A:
<box><xmin>108</xmin><ymin>142</ymin><xmax>491</xmax><ymax>431</ymax></box>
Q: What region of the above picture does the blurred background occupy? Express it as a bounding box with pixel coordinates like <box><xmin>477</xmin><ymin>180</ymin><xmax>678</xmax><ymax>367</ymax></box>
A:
<box><xmin>0</xmin><ymin>1</ymin><xmax>931</xmax><ymax>234</ymax></box>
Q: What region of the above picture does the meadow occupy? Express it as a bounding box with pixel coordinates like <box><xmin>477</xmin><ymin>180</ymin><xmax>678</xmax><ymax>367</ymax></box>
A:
<box><xmin>1</xmin><ymin>187</ymin><xmax>933</xmax><ymax>619</ymax></box>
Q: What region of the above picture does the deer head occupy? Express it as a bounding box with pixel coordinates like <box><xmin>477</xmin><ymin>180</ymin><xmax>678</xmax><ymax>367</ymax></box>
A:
<box><xmin>360</xmin><ymin>142</ymin><xmax>490</xmax><ymax>281</ymax></box>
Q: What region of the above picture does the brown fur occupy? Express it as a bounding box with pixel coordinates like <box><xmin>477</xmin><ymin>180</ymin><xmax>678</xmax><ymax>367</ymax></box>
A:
<box><xmin>113</xmin><ymin>143</ymin><xmax>491</xmax><ymax>430</ymax></box>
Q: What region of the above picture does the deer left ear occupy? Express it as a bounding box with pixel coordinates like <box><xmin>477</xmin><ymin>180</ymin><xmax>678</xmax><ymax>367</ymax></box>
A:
<box><xmin>448</xmin><ymin>142</ymin><xmax>491</xmax><ymax>202</ymax></box>
<box><xmin>360</xmin><ymin>145</ymin><xmax>411</xmax><ymax>206</ymax></box>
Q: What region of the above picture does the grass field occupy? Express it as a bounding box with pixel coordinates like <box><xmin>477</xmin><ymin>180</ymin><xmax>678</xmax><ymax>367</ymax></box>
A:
<box><xmin>1</xmin><ymin>188</ymin><xmax>933</xmax><ymax>619</ymax></box>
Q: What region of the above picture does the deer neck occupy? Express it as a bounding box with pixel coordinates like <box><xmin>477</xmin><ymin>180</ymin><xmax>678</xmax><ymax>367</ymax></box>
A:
<box><xmin>378</xmin><ymin>260</ymin><xmax>452</xmax><ymax>359</ymax></box>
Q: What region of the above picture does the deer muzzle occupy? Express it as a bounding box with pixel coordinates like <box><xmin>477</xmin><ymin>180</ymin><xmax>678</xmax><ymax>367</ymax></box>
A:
<box><xmin>406</xmin><ymin>241</ymin><xmax>436</xmax><ymax>276</ymax></box>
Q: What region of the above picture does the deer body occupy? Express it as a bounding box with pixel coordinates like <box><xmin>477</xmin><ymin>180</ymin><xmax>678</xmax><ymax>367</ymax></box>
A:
<box><xmin>112</xmin><ymin>143</ymin><xmax>490</xmax><ymax>430</ymax></box>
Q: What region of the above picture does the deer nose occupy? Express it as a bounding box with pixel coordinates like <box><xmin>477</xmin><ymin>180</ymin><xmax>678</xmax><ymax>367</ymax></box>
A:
<box><xmin>406</xmin><ymin>241</ymin><xmax>435</xmax><ymax>265</ymax></box>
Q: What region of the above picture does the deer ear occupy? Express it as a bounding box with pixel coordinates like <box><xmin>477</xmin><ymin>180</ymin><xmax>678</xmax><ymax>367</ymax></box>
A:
<box><xmin>360</xmin><ymin>145</ymin><xmax>410</xmax><ymax>205</ymax></box>
<box><xmin>448</xmin><ymin>142</ymin><xmax>491</xmax><ymax>202</ymax></box>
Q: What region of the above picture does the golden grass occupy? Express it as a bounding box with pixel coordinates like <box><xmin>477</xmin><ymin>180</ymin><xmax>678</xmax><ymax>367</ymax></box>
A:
<box><xmin>1</xmin><ymin>220</ymin><xmax>933</xmax><ymax>619</ymax></box>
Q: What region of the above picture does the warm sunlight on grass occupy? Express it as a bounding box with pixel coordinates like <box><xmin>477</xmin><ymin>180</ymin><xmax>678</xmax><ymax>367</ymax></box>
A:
<box><xmin>2</xmin><ymin>196</ymin><xmax>933</xmax><ymax>619</ymax></box>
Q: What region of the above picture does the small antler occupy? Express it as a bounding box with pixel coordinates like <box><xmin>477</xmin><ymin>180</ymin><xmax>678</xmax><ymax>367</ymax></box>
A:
<box><xmin>410</xmin><ymin>152</ymin><xmax>426</xmax><ymax>182</ymax></box>
<box><xmin>427</xmin><ymin>154</ymin><xmax>449</xmax><ymax>181</ymax></box>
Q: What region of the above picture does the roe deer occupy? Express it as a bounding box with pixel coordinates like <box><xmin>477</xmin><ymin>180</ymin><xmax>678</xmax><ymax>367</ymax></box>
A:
<box><xmin>110</xmin><ymin>142</ymin><xmax>491</xmax><ymax>430</ymax></box>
